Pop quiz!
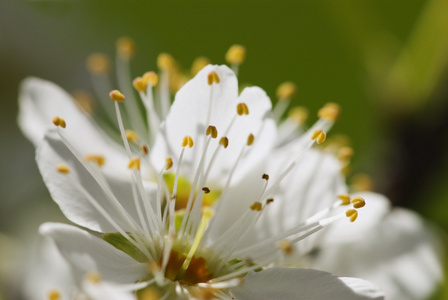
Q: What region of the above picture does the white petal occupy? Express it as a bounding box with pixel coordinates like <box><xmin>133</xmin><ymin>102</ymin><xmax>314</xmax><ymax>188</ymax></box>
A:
<box><xmin>311</xmin><ymin>208</ymin><xmax>443</xmax><ymax>300</ymax></box>
<box><xmin>230</xmin><ymin>267</ymin><xmax>384</xmax><ymax>299</ymax></box>
<box><xmin>82</xmin><ymin>281</ymin><xmax>137</xmax><ymax>300</ymax></box>
<box><xmin>18</xmin><ymin>77</ymin><xmax>129</xmax><ymax>178</ymax></box>
<box><xmin>36</xmin><ymin>130</ymin><xmax>153</xmax><ymax>232</ymax></box>
<box><xmin>40</xmin><ymin>223</ymin><xmax>147</xmax><ymax>284</ymax></box>
<box><xmin>151</xmin><ymin>65</ymin><xmax>276</xmax><ymax>185</ymax></box>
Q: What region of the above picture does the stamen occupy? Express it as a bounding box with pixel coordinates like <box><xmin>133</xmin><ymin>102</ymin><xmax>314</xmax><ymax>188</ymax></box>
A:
<box><xmin>126</xmin><ymin>130</ymin><xmax>139</xmax><ymax>143</ymax></box>
<box><xmin>56</xmin><ymin>164</ymin><xmax>70</xmax><ymax>174</ymax></box>
<box><xmin>262</xmin><ymin>173</ymin><xmax>269</xmax><ymax>181</ymax></box>
<box><xmin>157</xmin><ymin>53</ymin><xmax>175</xmax><ymax>71</ymax></box>
<box><xmin>318</xmin><ymin>102</ymin><xmax>340</xmax><ymax>122</ymax></box>
<box><xmin>191</xmin><ymin>57</ymin><xmax>210</xmax><ymax>75</ymax></box>
<box><xmin>52</xmin><ymin>116</ymin><xmax>66</xmax><ymax>128</ymax></box>
<box><xmin>141</xmin><ymin>144</ymin><xmax>149</xmax><ymax>155</ymax></box>
<box><xmin>338</xmin><ymin>146</ymin><xmax>354</xmax><ymax>162</ymax></box>
<box><xmin>133</xmin><ymin>76</ymin><xmax>147</xmax><ymax>92</ymax></box>
<box><xmin>128</xmin><ymin>158</ymin><xmax>141</xmax><ymax>171</ymax></box>
<box><xmin>219</xmin><ymin>137</ymin><xmax>229</xmax><ymax>148</ymax></box>
<box><xmin>72</xmin><ymin>90</ymin><xmax>95</xmax><ymax>114</ymax></box>
<box><xmin>279</xmin><ymin>239</ymin><xmax>293</xmax><ymax>255</ymax></box>
<box><xmin>86</xmin><ymin>271</ymin><xmax>102</xmax><ymax>284</ymax></box>
<box><xmin>197</xmin><ymin>278</ymin><xmax>243</xmax><ymax>289</ymax></box>
<box><xmin>166</xmin><ymin>157</ymin><xmax>173</xmax><ymax>170</ymax></box>
<box><xmin>202</xmin><ymin>187</ymin><xmax>210</xmax><ymax>194</ymax></box>
<box><xmin>47</xmin><ymin>290</ymin><xmax>61</xmax><ymax>300</ymax></box>
<box><xmin>116</xmin><ymin>37</ymin><xmax>136</xmax><ymax>61</ymax></box>
<box><xmin>351</xmin><ymin>197</ymin><xmax>366</xmax><ymax>209</ymax></box>
<box><xmin>288</xmin><ymin>107</ymin><xmax>308</xmax><ymax>124</ymax></box>
<box><xmin>250</xmin><ymin>202</ymin><xmax>262</xmax><ymax>211</ymax></box>
<box><xmin>311</xmin><ymin>129</ymin><xmax>326</xmax><ymax>144</ymax></box>
<box><xmin>236</xmin><ymin>103</ymin><xmax>249</xmax><ymax>116</ymax></box>
<box><xmin>276</xmin><ymin>81</ymin><xmax>296</xmax><ymax>100</ymax></box>
<box><xmin>182</xmin><ymin>136</ymin><xmax>194</xmax><ymax>148</ymax></box>
<box><xmin>84</xmin><ymin>155</ymin><xmax>106</xmax><ymax>167</ymax></box>
<box><xmin>109</xmin><ymin>89</ymin><xmax>125</xmax><ymax>102</ymax></box>
<box><xmin>247</xmin><ymin>133</ymin><xmax>255</xmax><ymax>146</ymax></box>
<box><xmin>345</xmin><ymin>209</ymin><xmax>358</xmax><ymax>222</ymax></box>
<box><xmin>337</xmin><ymin>194</ymin><xmax>351</xmax><ymax>206</ymax></box>
<box><xmin>143</xmin><ymin>71</ymin><xmax>159</xmax><ymax>87</ymax></box>
<box><xmin>157</xmin><ymin>53</ymin><xmax>174</xmax><ymax>118</ymax></box>
<box><xmin>207</xmin><ymin>71</ymin><xmax>220</xmax><ymax>85</ymax></box>
<box><xmin>206</xmin><ymin>125</ymin><xmax>218</xmax><ymax>138</ymax></box>
<box><xmin>86</xmin><ymin>53</ymin><xmax>111</xmax><ymax>75</ymax></box>
<box><xmin>225</xmin><ymin>44</ymin><xmax>246</xmax><ymax>66</ymax></box>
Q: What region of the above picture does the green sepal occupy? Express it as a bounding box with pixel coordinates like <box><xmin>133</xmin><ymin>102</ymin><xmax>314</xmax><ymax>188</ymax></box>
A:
<box><xmin>103</xmin><ymin>232</ymin><xmax>149</xmax><ymax>263</ymax></box>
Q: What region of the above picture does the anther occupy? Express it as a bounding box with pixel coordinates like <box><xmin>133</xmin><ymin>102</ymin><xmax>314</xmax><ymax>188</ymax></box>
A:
<box><xmin>279</xmin><ymin>239</ymin><xmax>293</xmax><ymax>255</ymax></box>
<box><xmin>157</xmin><ymin>53</ymin><xmax>175</xmax><ymax>70</ymax></box>
<box><xmin>141</xmin><ymin>144</ymin><xmax>149</xmax><ymax>155</ymax></box>
<box><xmin>236</xmin><ymin>103</ymin><xmax>249</xmax><ymax>115</ymax></box>
<box><xmin>219</xmin><ymin>137</ymin><xmax>229</xmax><ymax>148</ymax></box>
<box><xmin>202</xmin><ymin>187</ymin><xmax>210</xmax><ymax>194</ymax></box>
<box><xmin>125</xmin><ymin>130</ymin><xmax>139</xmax><ymax>143</ymax></box>
<box><xmin>338</xmin><ymin>147</ymin><xmax>354</xmax><ymax>162</ymax></box>
<box><xmin>318</xmin><ymin>103</ymin><xmax>340</xmax><ymax>122</ymax></box>
<box><xmin>247</xmin><ymin>133</ymin><xmax>255</xmax><ymax>146</ymax></box>
<box><xmin>143</xmin><ymin>71</ymin><xmax>159</xmax><ymax>87</ymax></box>
<box><xmin>345</xmin><ymin>209</ymin><xmax>358</xmax><ymax>222</ymax></box>
<box><xmin>109</xmin><ymin>90</ymin><xmax>125</xmax><ymax>102</ymax></box>
<box><xmin>72</xmin><ymin>90</ymin><xmax>94</xmax><ymax>114</ymax></box>
<box><xmin>86</xmin><ymin>53</ymin><xmax>110</xmax><ymax>75</ymax></box>
<box><xmin>207</xmin><ymin>71</ymin><xmax>220</xmax><ymax>85</ymax></box>
<box><xmin>250</xmin><ymin>202</ymin><xmax>262</xmax><ymax>211</ymax></box>
<box><xmin>47</xmin><ymin>290</ymin><xmax>61</xmax><ymax>300</ymax></box>
<box><xmin>337</xmin><ymin>194</ymin><xmax>351</xmax><ymax>206</ymax></box>
<box><xmin>116</xmin><ymin>37</ymin><xmax>136</xmax><ymax>61</ymax></box>
<box><xmin>128</xmin><ymin>158</ymin><xmax>141</xmax><ymax>171</ymax></box>
<box><xmin>288</xmin><ymin>107</ymin><xmax>308</xmax><ymax>124</ymax></box>
<box><xmin>225</xmin><ymin>44</ymin><xmax>246</xmax><ymax>65</ymax></box>
<box><xmin>165</xmin><ymin>157</ymin><xmax>173</xmax><ymax>170</ymax></box>
<box><xmin>56</xmin><ymin>164</ymin><xmax>70</xmax><ymax>174</ymax></box>
<box><xmin>182</xmin><ymin>136</ymin><xmax>194</xmax><ymax>148</ymax></box>
<box><xmin>351</xmin><ymin>197</ymin><xmax>366</xmax><ymax>209</ymax></box>
<box><xmin>86</xmin><ymin>271</ymin><xmax>102</xmax><ymax>284</ymax></box>
<box><xmin>52</xmin><ymin>116</ymin><xmax>66</xmax><ymax>128</ymax></box>
<box><xmin>191</xmin><ymin>57</ymin><xmax>210</xmax><ymax>75</ymax></box>
<box><xmin>311</xmin><ymin>129</ymin><xmax>326</xmax><ymax>144</ymax></box>
<box><xmin>276</xmin><ymin>82</ymin><xmax>296</xmax><ymax>100</ymax></box>
<box><xmin>262</xmin><ymin>173</ymin><xmax>269</xmax><ymax>181</ymax></box>
<box><xmin>266</xmin><ymin>198</ymin><xmax>274</xmax><ymax>205</ymax></box>
<box><xmin>84</xmin><ymin>155</ymin><xmax>106</xmax><ymax>167</ymax></box>
<box><xmin>206</xmin><ymin>125</ymin><xmax>218</xmax><ymax>138</ymax></box>
<box><xmin>132</xmin><ymin>77</ymin><xmax>146</xmax><ymax>92</ymax></box>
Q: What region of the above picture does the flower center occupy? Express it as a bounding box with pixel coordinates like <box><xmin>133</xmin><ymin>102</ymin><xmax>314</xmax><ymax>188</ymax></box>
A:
<box><xmin>162</xmin><ymin>250</ymin><xmax>213</xmax><ymax>285</ymax></box>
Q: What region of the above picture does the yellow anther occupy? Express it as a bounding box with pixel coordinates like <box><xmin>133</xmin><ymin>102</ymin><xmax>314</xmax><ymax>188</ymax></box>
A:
<box><xmin>47</xmin><ymin>289</ymin><xmax>61</xmax><ymax>300</ymax></box>
<box><xmin>206</xmin><ymin>125</ymin><xmax>218</xmax><ymax>139</ymax></box>
<box><xmin>276</xmin><ymin>81</ymin><xmax>296</xmax><ymax>100</ymax></box>
<box><xmin>165</xmin><ymin>157</ymin><xmax>173</xmax><ymax>170</ymax></box>
<box><xmin>350</xmin><ymin>173</ymin><xmax>374</xmax><ymax>192</ymax></box>
<box><xmin>128</xmin><ymin>158</ymin><xmax>141</xmax><ymax>171</ymax></box>
<box><xmin>116</xmin><ymin>37</ymin><xmax>136</xmax><ymax>60</ymax></box>
<box><xmin>288</xmin><ymin>107</ymin><xmax>308</xmax><ymax>124</ymax></box>
<box><xmin>141</xmin><ymin>144</ymin><xmax>149</xmax><ymax>155</ymax></box>
<box><xmin>86</xmin><ymin>53</ymin><xmax>110</xmax><ymax>75</ymax></box>
<box><xmin>181</xmin><ymin>136</ymin><xmax>194</xmax><ymax>148</ymax></box>
<box><xmin>250</xmin><ymin>202</ymin><xmax>262</xmax><ymax>211</ymax></box>
<box><xmin>72</xmin><ymin>90</ymin><xmax>94</xmax><ymax>114</ymax></box>
<box><xmin>318</xmin><ymin>103</ymin><xmax>340</xmax><ymax>122</ymax></box>
<box><xmin>236</xmin><ymin>103</ymin><xmax>249</xmax><ymax>115</ymax></box>
<box><xmin>143</xmin><ymin>71</ymin><xmax>159</xmax><ymax>87</ymax></box>
<box><xmin>86</xmin><ymin>271</ymin><xmax>101</xmax><ymax>284</ymax></box>
<box><xmin>56</xmin><ymin>164</ymin><xmax>70</xmax><ymax>174</ymax></box>
<box><xmin>266</xmin><ymin>198</ymin><xmax>274</xmax><ymax>205</ymax></box>
<box><xmin>345</xmin><ymin>209</ymin><xmax>358</xmax><ymax>222</ymax></box>
<box><xmin>140</xmin><ymin>288</ymin><xmax>161</xmax><ymax>300</ymax></box>
<box><xmin>157</xmin><ymin>53</ymin><xmax>175</xmax><ymax>70</ymax></box>
<box><xmin>225</xmin><ymin>44</ymin><xmax>246</xmax><ymax>65</ymax></box>
<box><xmin>207</xmin><ymin>71</ymin><xmax>220</xmax><ymax>85</ymax></box>
<box><xmin>132</xmin><ymin>76</ymin><xmax>146</xmax><ymax>92</ymax></box>
<box><xmin>109</xmin><ymin>90</ymin><xmax>125</xmax><ymax>102</ymax></box>
<box><xmin>262</xmin><ymin>173</ymin><xmax>269</xmax><ymax>181</ymax></box>
<box><xmin>52</xmin><ymin>116</ymin><xmax>66</xmax><ymax>128</ymax></box>
<box><xmin>202</xmin><ymin>187</ymin><xmax>210</xmax><ymax>194</ymax></box>
<box><xmin>351</xmin><ymin>197</ymin><xmax>366</xmax><ymax>209</ymax></box>
<box><xmin>338</xmin><ymin>147</ymin><xmax>354</xmax><ymax>162</ymax></box>
<box><xmin>279</xmin><ymin>239</ymin><xmax>293</xmax><ymax>255</ymax></box>
<box><xmin>84</xmin><ymin>155</ymin><xmax>106</xmax><ymax>167</ymax></box>
<box><xmin>337</xmin><ymin>194</ymin><xmax>351</xmax><ymax>206</ymax></box>
<box><xmin>311</xmin><ymin>129</ymin><xmax>326</xmax><ymax>144</ymax></box>
<box><xmin>219</xmin><ymin>137</ymin><xmax>229</xmax><ymax>148</ymax></box>
<box><xmin>247</xmin><ymin>133</ymin><xmax>255</xmax><ymax>146</ymax></box>
<box><xmin>191</xmin><ymin>56</ymin><xmax>210</xmax><ymax>75</ymax></box>
<box><xmin>125</xmin><ymin>130</ymin><xmax>139</xmax><ymax>143</ymax></box>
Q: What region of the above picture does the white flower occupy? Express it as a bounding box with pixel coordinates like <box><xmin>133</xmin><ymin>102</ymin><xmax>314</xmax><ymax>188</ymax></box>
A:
<box><xmin>24</xmin><ymin>60</ymin><xmax>384</xmax><ymax>299</ymax></box>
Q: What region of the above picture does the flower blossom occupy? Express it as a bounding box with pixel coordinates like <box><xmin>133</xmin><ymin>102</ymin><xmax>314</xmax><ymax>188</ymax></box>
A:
<box><xmin>18</xmin><ymin>41</ymin><xmax>384</xmax><ymax>299</ymax></box>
